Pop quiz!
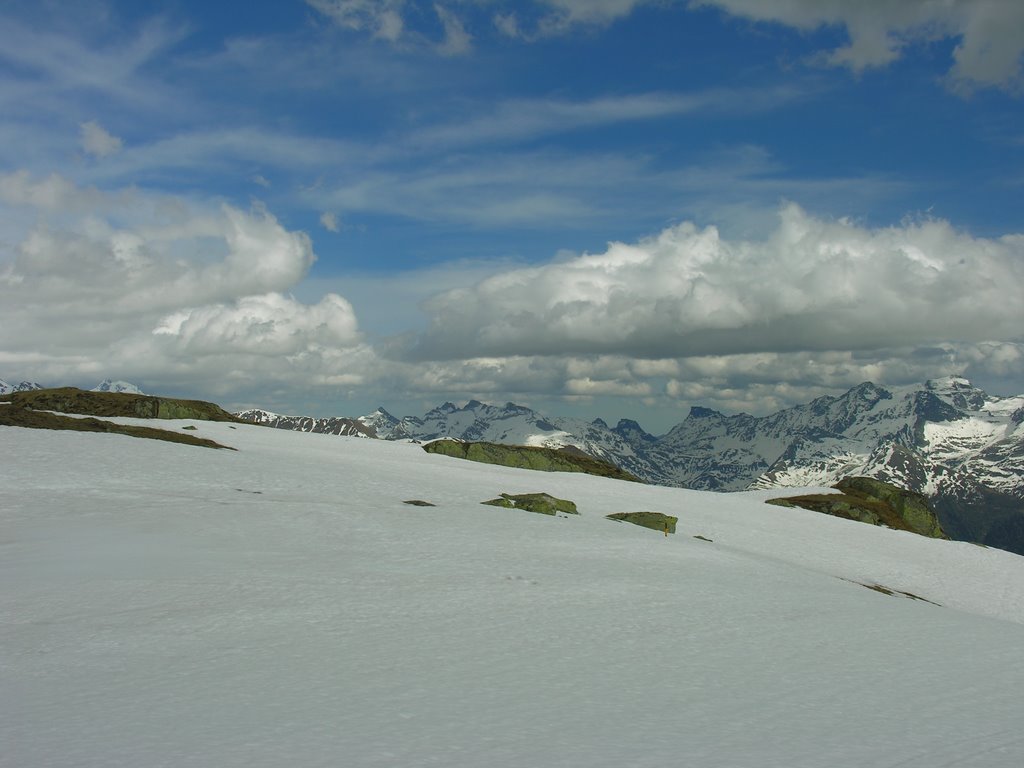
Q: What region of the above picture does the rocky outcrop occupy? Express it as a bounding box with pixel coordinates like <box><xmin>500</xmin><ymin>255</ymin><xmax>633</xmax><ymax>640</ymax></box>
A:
<box><xmin>0</xmin><ymin>405</ymin><xmax>233</xmax><ymax>449</ymax></box>
<box><xmin>1</xmin><ymin>387</ymin><xmax>242</xmax><ymax>422</ymax></box>
<box><xmin>766</xmin><ymin>476</ymin><xmax>947</xmax><ymax>538</ymax></box>
<box><xmin>481</xmin><ymin>493</ymin><xmax>579</xmax><ymax>516</ymax></box>
<box><xmin>606</xmin><ymin>511</ymin><xmax>678</xmax><ymax>534</ymax></box>
<box><xmin>424</xmin><ymin>439</ymin><xmax>641</xmax><ymax>482</ymax></box>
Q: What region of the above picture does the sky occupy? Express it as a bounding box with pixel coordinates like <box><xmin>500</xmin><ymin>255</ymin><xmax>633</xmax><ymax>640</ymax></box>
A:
<box><xmin>0</xmin><ymin>0</ymin><xmax>1022</xmax><ymax>431</ymax></box>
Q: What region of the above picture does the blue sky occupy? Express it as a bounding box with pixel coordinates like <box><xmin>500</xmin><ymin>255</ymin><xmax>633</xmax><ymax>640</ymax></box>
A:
<box><xmin>1</xmin><ymin>0</ymin><xmax>1022</xmax><ymax>430</ymax></box>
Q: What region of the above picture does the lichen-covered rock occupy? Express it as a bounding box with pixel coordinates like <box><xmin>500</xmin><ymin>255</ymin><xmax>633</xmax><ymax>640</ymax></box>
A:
<box><xmin>1</xmin><ymin>387</ymin><xmax>241</xmax><ymax>422</ymax></box>
<box><xmin>766</xmin><ymin>476</ymin><xmax>947</xmax><ymax>539</ymax></box>
<box><xmin>0</xmin><ymin>406</ymin><xmax>233</xmax><ymax>449</ymax></box>
<box><xmin>606</xmin><ymin>511</ymin><xmax>677</xmax><ymax>534</ymax></box>
<box><xmin>424</xmin><ymin>439</ymin><xmax>640</xmax><ymax>482</ymax></box>
<box><xmin>481</xmin><ymin>492</ymin><xmax>579</xmax><ymax>516</ymax></box>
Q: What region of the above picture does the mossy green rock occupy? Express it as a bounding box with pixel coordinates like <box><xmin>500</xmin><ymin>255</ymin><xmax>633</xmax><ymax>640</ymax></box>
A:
<box><xmin>0</xmin><ymin>387</ymin><xmax>241</xmax><ymax>422</ymax></box>
<box><xmin>424</xmin><ymin>439</ymin><xmax>640</xmax><ymax>482</ymax></box>
<box><xmin>766</xmin><ymin>476</ymin><xmax>947</xmax><ymax>539</ymax></box>
<box><xmin>0</xmin><ymin>405</ymin><xmax>233</xmax><ymax>449</ymax></box>
<box><xmin>481</xmin><ymin>492</ymin><xmax>579</xmax><ymax>516</ymax></box>
<box><xmin>606</xmin><ymin>511</ymin><xmax>677</xmax><ymax>534</ymax></box>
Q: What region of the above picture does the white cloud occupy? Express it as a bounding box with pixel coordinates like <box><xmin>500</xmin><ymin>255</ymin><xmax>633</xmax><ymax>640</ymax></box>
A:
<box><xmin>0</xmin><ymin>172</ymin><xmax>372</xmax><ymax>398</ymax></box>
<box><xmin>320</xmin><ymin>211</ymin><xmax>341</xmax><ymax>232</ymax></box>
<box><xmin>306</xmin><ymin>0</ymin><xmax>406</xmax><ymax>42</ymax></box>
<box><xmin>530</xmin><ymin>0</ymin><xmax>655</xmax><ymax>35</ymax></box>
<box><xmin>435</xmin><ymin>4</ymin><xmax>473</xmax><ymax>55</ymax></box>
<box><xmin>409</xmin><ymin>204</ymin><xmax>1024</xmax><ymax>360</ymax></box>
<box><xmin>80</xmin><ymin>121</ymin><xmax>123</xmax><ymax>158</ymax></box>
<box><xmin>693</xmin><ymin>0</ymin><xmax>1024</xmax><ymax>91</ymax></box>
<box><xmin>493</xmin><ymin>12</ymin><xmax>520</xmax><ymax>38</ymax></box>
<box><xmin>154</xmin><ymin>292</ymin><xmax>360</xmax><ymax>355</ymax></box>
<box><xmin>0</xmin><ymin>170</ymin><xmax>107</xmax><ymax>211</ymax></box>
<box><xmin>410</xmin><ymin>87</ymin><xmax>804</xmax><ymax>148</ymax></box>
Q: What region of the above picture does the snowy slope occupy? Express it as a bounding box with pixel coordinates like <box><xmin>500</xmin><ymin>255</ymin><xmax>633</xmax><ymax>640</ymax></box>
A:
<box><xmin>3</xmin><ymin>420</ymin><xmax>1024</xmax><ymax>767</ymax></box>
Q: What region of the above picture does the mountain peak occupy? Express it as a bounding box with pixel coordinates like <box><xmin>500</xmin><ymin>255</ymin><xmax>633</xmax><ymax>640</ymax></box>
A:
<box><xmin>92</xmin><ymin>379</ymin><xmax>145</xmax><ymax>395</ymax></box>
<box><xmin>0</xmin><ymin>379</ymin><xmax>45</xmax><ymax>394</ymax></box>
<box><xmin>688</xmin><ymin>405</ymin><xmax>722</xmax><ymax>419</ymax></box>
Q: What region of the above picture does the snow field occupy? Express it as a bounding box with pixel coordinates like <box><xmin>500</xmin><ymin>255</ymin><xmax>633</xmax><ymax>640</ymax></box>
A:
<box><xmin>2</xmin><ymin>421</ymin><xmax>1023</xmax><ymax>767</ymax></box>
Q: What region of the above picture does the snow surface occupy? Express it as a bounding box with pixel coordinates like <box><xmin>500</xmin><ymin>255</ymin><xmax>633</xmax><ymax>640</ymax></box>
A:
<box><xmin>3</xmin><ymin>420</ymin><xmax>1024</xmax><ymax>767</ymax></box>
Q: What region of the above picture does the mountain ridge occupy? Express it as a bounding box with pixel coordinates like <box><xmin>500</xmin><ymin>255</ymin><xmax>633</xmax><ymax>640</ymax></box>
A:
<box><xmin>238</xmin><ymin>377</ymin><xmax>1024</xmax><ymax>554</ymax></box>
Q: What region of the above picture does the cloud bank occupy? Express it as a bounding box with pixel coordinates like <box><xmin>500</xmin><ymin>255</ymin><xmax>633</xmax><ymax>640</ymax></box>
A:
<box><xmin>1</xmin><ymin>172</ymin><xmax>1020</xmax><ymax>420</ymax></box>
<box><xmin>0</xmin><ymin>172</ymin><xmax>364</xmax><ymax>396</ymax></box>
<box><xmin>410</xmin><ymin>204</ymin><xmax>1024</xmax><ymax>360</ymax></box>
<box><xmin>694</xmin><ymin>0</ymin><xmax>1024</xmax><ymax>89</ymax></box>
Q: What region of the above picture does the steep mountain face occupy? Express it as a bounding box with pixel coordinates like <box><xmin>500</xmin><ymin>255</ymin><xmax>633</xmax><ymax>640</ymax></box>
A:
<box><xmin>236</xmin><ymin>409</ymin><xmax>376</xmax><ymax>439</ymax></box>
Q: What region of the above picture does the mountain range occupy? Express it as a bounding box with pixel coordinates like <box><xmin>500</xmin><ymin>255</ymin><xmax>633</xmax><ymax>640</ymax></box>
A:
<box><xmin>238</xmin><ymin>377</ymin><xmax>1024</xmax><ymax>554</ymax></box>
<box><xmin>0</xmin><ymin>379</ymin><xmax>144</xmax><ymax>395</ymax></box>
<box><xmin>6</xmin><ymin>400</ymin><xmax>1024</xmax><ymax>766</ymax></box>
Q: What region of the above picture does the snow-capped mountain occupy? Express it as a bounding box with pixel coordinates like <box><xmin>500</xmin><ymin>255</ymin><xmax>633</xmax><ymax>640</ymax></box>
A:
<box><xmin>239</xmin><ymin>377</ymin><xmax>1024</xmax><ymax>553</ymax></box>
<box><xmin>0</xmin><ymin>379</ymin><xmax>44</xmax><ymax>395</ymax></box>
<box><xmin>91</xmin><ymin>379</ymin><xmax>145</xmax><ymax>395</ymax></box>
<box><xmin>236</xmin><ymin>408</ymin><xmax>375</xmax><ymax>438</ymax></box>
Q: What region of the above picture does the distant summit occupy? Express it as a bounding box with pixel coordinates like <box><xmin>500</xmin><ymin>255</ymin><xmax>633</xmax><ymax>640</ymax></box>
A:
<box><xmin>0</xmin><ymin>379</ymin><xmax>44</xmax><ymax>395</ymax></box>
<box><xmin>91</xmin><ymin>379</ymin><xmax>145</xmax><ymax>395</ymax></box>
<box><xmin>2</xmin><ymin>378</ymin><xmax>146</xmax><ymax>395</ymax></box>
<box><xmin>238</xmin><ymin>379</ymin><xmax>1024</xmax><ymax>555</ymax></box>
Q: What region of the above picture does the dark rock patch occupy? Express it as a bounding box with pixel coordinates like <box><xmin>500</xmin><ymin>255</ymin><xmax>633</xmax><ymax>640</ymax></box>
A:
<box><xmin>424</xmin><ymin>439</ymin><xmax>640</xmax><ymax>482</ymax></box>
<box><xmin>766</xmin><ymin>476</ymin><xmax>946</xmax><ymax>539</ymax></box>
<box><xmin>481</xmin><ymin>492</ymin><xmax>578</xmax><ymax>516</ymax></box>
<box><xmin>0</xmin><ymin>406</ymin><xmax>234</xmax><ymax>450</ymax></box>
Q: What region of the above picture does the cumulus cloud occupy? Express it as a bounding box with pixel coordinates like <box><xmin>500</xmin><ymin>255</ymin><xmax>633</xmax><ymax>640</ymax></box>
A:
<box><xmin>80</xmin><ymin>121</ymin><xmax>123</xmax><ymax>158</ymax></box>
<box><xmin>154</xmin><ymin>292</ymin><xmax>360</xmax><ymax>355</ymax></box>
<box><xmin>0</xmin><ymin>172</ymin><xmax>370</xmax><ymax>400</ymax></box>
<box><xmin>409</xmin><ymin>204</ymin><xmax>1024</xmax><ymax>361</ymax></box>
<box><xmin>693</xmin><ymin>0</ymin><xmax>1024</xmax><ymax>91</ymax></box>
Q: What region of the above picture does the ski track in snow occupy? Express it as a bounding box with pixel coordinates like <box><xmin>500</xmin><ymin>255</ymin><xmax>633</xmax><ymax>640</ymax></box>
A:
<box><xmin>2</xmin><ymin>420</ymin><xmax>1023</xmax><ymax>768</ymax></box>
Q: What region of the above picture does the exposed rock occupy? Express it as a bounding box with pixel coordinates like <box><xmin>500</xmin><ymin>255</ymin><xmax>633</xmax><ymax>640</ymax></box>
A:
<box><xmin>766</xmin><ymin>476</ymin><xmax>947</xmax><ymax>538</ymax></box>
<box><xmin>606</xmin><ymin>511</ymin><xmax>677</xmax><ymax>534</ymax></box>
<box><xmin>424</xmin><ymin>439</ymin><xmax>641</xmax><ymax>482</ymax></box>
<box><xmin>481</xmin><ymin>492</ymin><xmax>579</xmax><ymax>516</ymax></box>
<box><xmin>0</xmin><ymin>406</ymin><xmax>234</xmax><ymax>449</ymax></box>
<box><xmin>1</xmin><ymin>387</ymin><xmax>242</xmax><ymax>422</ymax></box>
<box><xmin>403</xmin><ymin>499</ymin><xmax>436</xmax><ymax>507</ymax></box>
